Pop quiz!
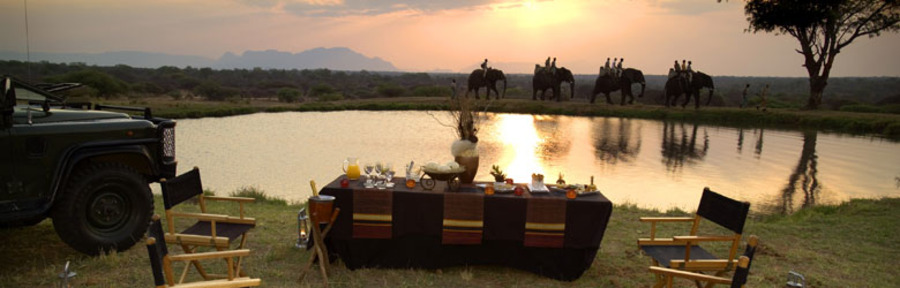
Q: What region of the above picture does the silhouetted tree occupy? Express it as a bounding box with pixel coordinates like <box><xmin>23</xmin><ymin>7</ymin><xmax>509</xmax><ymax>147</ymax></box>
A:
<box><xmin>739</xmin><ymin>0</ymin><xmax>899</xmax><ymax>109</ymax></box>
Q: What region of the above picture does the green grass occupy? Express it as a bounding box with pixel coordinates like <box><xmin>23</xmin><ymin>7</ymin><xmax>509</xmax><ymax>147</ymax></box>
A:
<box><xmin>1</xmin><ymin>188</ymin><xmax>897</xmax><ymax>287</ymax></box>
<box><xmin>102</xmin><ymin>97</ymin><xmax>900</xmax><ymax>140</ymax></box>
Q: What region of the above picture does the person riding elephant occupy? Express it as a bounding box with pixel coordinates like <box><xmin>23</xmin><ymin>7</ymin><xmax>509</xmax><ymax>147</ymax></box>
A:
<box><xmin>533</xmin><ymin>66</ymin><xmax>574</xmax><ymax>102</ymax></box>
<box><xmin>481</xmin><ymin>59</ymin><xmax>489</xmax><ymax>78</ymax></box>
<box><xmin>466</xmin><ymin>67</ymin><xmax>506</xmax><ymax>100</ymax></box>
<box><xmin>591</xmin><ymin>67</ymin><xmax>646</xmax><ymax>105</ymax></box>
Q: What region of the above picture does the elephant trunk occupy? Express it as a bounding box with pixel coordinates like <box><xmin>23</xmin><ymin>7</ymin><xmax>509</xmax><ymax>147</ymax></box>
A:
<box><xmin>639</xmin><ymin>82</ymin><xmax>646</xmax><ymax>98</ymax></box>
<box><xmin>706</xmin><ymin>88</ymin><xmax>714</xmax><ymax>105</ymax></box>
<box><xmin>501</xmin><ymin>78</ymin><xmax>507</xmax><ymax>99</ymax></box>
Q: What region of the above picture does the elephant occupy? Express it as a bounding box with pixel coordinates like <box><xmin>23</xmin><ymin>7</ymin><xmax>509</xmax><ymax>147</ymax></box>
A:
<box><xmin>466</xmin><ymin>68</ymin><xmax>507</xmax><ymax>100</ymax></box>
<box><xmin>532</xmin><ymin>67</ymin><xmax>575</xmax><ymax>102</ymax></box>
<box><xmin>664</xmin><ymin>73</ymin><xmax>690</xmax><ymax>108</ymax></box>
<box><xmin>590</xmin><ymin>68</ymin><xmax>646</xmax><ymax>105</ymax></box>
<box><xmin>685</xmin><ymin>71</ymin><xmax>715</xmax><ymax>109</ymax></box>
<box><xmin>666</xmin><ymin>71</ymin><xmax>715</xmax><ymax>108</ymax></box>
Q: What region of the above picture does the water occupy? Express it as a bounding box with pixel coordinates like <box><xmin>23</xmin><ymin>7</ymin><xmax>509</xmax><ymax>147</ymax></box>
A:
<box><xmin>169</xmin><ymin>111</ymin><xmax>900</xmax><ymax>214</ymax></box>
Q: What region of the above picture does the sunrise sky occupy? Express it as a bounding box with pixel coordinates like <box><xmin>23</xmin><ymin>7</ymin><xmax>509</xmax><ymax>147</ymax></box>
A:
<box><xmin>1</xmin><ymin>0</ymin><xmax>898</xmax><ymax>77</ymax></box>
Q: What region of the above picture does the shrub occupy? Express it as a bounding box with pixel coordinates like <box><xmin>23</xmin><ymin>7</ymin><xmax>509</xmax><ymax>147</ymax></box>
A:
<box><xmin>317</xmin><ymin>92</ymin><xmax>344</xmax><ymax>102</ymax></box>
<box><xmin>840</xmin><ymin>104</ymin><xmax>882</xmax><ymax>114</ymax></box>
<box><xmin>376</xmin><ymin>83</ymin><xmax>407</xmax><ymax>97</ymax></box>
<box><xmin>412</xmin><ymin>85</ymin><xmax>451</xmax><ymax>97</ymax></box>
<box><xmin>277</xmin><ymin>88</ymin><xmax>303</xmax><ymax>103</ymax></box>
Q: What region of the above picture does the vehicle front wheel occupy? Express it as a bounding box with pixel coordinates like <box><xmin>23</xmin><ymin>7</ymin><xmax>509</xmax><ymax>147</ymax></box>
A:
<box><xmin>51</xmin><ymin>163</ymin><xmax>153</xmax><ymax>255</ymax></box>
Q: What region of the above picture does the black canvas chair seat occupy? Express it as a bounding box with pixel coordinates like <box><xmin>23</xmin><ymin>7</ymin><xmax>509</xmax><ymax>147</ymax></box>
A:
<box><xmin>642</xmin><ymin>245</ymin><xmax>718</xmax><ymax>268</ymax></box>
<box><xmin>649</xmin><ymin>235</ymin><xmax>759</xmax><ymax>288</ymax></box>
<box><xmin>182</xmin><ymin>221</ymin><xmax>255</xmax><ymax>241</ymax></box>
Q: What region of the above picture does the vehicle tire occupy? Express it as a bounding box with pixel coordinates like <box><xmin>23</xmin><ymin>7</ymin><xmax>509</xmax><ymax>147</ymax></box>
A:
<box><xmin>51</xmin><ymin>162</ymin><xmax>153</xmax><ymax>255</ymax></box>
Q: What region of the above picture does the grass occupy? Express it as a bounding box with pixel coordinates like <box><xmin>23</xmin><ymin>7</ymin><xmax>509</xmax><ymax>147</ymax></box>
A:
<box><xmin>106</xmin><ymin>96</ymin><xmax>900</xmax><ymax>140</ymax></box>
<box><xmin>1</xmin><ymin>187</ymin><xmax>897</xmax><ymax>287</ymax></box>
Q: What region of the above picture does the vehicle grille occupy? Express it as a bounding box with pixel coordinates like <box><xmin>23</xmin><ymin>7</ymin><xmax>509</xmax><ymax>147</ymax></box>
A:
<box><xmin>160</xmin><ymin>123</ymin><xmax>176</xmax><ymax>162</ymax></box>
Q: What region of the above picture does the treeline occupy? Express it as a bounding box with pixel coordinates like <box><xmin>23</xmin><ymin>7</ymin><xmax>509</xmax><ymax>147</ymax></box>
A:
<box><xmin>2</xmin><ymin>60</ymin><xmax>899</xmax><ymax>112</ymax></box>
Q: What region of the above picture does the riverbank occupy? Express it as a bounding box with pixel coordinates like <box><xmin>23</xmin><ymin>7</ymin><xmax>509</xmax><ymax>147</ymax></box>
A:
<box><xmin>1</xmin><ymin>193</ymin><xmax>896</xmax><ymax>287</ymax></box>
<box><xmin>109</xmin><ymin>96</ymin><xmax>900</xmax><ymax>140</ymax></box>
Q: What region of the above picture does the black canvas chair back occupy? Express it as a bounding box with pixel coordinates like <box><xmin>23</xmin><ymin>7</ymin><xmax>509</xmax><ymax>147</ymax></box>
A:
<box><xmin>162</xmin><ymin>167</ymin><xmax>203</xmax><ymax>210</ymax></box>
<box><xmin>696</xmin><ymin>187</ymin><xmax>750</xmax><ymax>235</ymax></box>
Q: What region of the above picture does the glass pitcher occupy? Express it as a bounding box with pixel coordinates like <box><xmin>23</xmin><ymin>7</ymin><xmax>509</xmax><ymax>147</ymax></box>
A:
<box><xmin>343</xmin><ymin>157</ymin><xmax>361</xmax><ymax>180</ymax></box>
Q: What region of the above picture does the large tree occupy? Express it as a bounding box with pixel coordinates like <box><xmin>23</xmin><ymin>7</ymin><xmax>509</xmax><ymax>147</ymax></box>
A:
<box><xmin>739</xmin><ymin>0</ymin><xmax>899</xmax><ymax>109</ymax></box>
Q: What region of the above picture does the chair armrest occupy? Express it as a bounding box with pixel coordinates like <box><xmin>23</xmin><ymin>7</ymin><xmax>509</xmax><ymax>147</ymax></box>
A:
<box><xmin>170</xmin><ymin>211</ymin><xmax>230</xmax><ymax>222</ymax></box>
<box><xmin>673</xmin><ymin>235</ymin><xmax>738</xmax><ymax>242</ymax></box>
<box><xmin>639</xmin><ymin>217</ymin><xmax>694</xmax><ymax>223</ymax></box>
<box><xmin>205</xmin><ymin>196</ymin><xmax>256</xmax><ymax>203</ymax></box>
<box><xmin>649</xmin><ymin>266</ymin><xmax>733</xmax><ymax>285</ymax></box>
<box><xmin>168</xmin><ymin>249</ymin><xmax>252</xmax><ymax>262</ymax></box>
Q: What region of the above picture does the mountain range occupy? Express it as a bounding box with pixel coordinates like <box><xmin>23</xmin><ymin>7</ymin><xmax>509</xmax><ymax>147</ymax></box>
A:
<box><xmin>0</xmin><ymin>47</ymin><xmax>398</xmax><ymax>71</ymax></box>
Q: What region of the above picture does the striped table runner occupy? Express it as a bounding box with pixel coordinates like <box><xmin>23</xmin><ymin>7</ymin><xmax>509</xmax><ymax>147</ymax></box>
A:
<box><xmin>352</xmin><ymin>189</ymin><xmax>393</xmax><ymax>239</ymax></box>
<box><xmin>442</xmin><ymin>192</ymin><xmax>484</xmax><ymax>245</ymax></box>
<box><xmin>524</xmin><ymin>197</ymin><xmax>567</xmax><ymax>248</ymax></box>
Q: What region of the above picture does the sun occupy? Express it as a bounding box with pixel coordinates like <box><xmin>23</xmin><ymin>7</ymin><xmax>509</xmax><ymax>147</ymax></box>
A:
<box><xmin>523</xmin><ymin>0</ymin><xmax>538</xmax><ymax>10</ymax></box>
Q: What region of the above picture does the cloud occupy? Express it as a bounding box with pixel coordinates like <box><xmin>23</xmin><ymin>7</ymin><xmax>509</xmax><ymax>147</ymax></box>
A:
<box><xmin>235</xmin><ymin>0</ymin><xmax>497</xmax><ymax>17</ymax></box>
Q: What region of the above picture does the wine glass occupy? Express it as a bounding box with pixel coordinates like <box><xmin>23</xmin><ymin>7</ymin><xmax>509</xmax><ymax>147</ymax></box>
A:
<box><xmin>364</xmin><ymin>162</ymin><xmax>375</xmax><ymax>188</ymax></box>
<box><xmin>383</xmin><ymin>163</ymin><xmax>395</xmax><ymax>188</ymax></box>
<box><xmin>374</xmin><ymin>161</ymin><xmax>385</xmax><ymax>189</ymax></box>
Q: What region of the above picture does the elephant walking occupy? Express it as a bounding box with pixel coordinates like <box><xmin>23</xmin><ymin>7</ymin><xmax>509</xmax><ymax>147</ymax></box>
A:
<box><xmin>590</xmin><ymin>68</ymin><xmax>646</xmax><ymax>105</ymax></box>
<box><xmin>533</xmin><ymin>67</ymin><xmax>575</xmax><ymax>102</ymax></box>
<box><xmin>666</xmin><ymin>71</ymin><xmax>715</xmax><ymax>108</ymax></box>
<box><xmin>664</xmin><ymin>74</ymin><xmax>690</xmax><ymax>108</ymax></box>
<box><xmin>685</xmin><ymin>71</ymin><xmax>715</xmax><ymax>109</ymax></box>
<box><xmin>466</xmin><ymin>68</ymin><xmax>507</xmax><ymax>100</ymax></box>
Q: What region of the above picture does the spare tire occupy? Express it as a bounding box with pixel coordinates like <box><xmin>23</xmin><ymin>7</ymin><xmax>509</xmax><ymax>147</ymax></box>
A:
<box><xmin>51</xmin><ymin>162</ymin><xmax>153</xmax><ymax>255</ymax></box>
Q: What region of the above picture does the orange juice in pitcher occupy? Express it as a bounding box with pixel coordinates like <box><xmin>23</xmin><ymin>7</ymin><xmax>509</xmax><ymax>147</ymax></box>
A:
<box><xmin>343</xmin><ymin>157</ymin><xmax>361</xmax><ymax>180</ymax></box>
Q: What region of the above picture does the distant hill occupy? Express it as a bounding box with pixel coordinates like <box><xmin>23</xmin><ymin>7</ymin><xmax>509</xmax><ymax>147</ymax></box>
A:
<box><xmin>0</xmin><ymin>47</ymin><xmax>398</xmax><ymax>71</ymax></box>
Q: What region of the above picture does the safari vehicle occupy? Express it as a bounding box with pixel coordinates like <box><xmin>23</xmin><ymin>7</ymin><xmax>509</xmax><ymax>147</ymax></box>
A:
<box><xmin>0</xmin><ymin>75</ymin><xmax>176</xmax><ymax>255</ymax></box>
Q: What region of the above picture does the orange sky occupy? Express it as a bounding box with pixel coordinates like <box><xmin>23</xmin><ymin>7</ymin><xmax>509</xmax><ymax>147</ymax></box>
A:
<box><xmin>1</xmin><ymin>0</ymin><xmax>898</xmax><ymax>76</ymax></box>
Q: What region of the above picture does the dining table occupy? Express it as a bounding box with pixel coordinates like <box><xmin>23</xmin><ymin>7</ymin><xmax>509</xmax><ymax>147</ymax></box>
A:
<box><xmin>318</xmin><ymin>175</ymin><xmax>613</xmax><ymax>281</ymax></box>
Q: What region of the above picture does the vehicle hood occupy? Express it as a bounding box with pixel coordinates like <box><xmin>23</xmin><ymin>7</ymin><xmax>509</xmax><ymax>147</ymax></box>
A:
<box><xmin>13</xmin><ymin>106</ymin><xmax>132</xmax><ymax>124</ymax></box>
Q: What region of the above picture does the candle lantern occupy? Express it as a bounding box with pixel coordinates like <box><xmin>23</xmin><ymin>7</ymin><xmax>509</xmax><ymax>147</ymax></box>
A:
<box><xmin>296</xmin><ymin>207</ymin><xmax>309</xmax><ymax>249</ymax></box>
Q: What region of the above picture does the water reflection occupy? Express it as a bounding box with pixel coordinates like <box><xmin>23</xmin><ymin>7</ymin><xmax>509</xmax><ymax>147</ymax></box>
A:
<box><xmin>533</xmin><ymin>115</ymin><xmax>572</xmax><ymax>162</ymax></box>
<box><xmin>660</xmin><ymin>121</ymin><xmax>709</xmax><ymax>172</ymax></box>
<box><xmin>771</xmin><ymin>130</ymin><xmax>822</xmax><ymax>214</ymax></box>
<box><xmin>496</xmin><ymin>114</ymin><xmax>546</xmax><ymax>181</ymax></box>
<box><xmin>736</xmin><ymin>127</ymin><xmax>765</xmax><ymax>158</ymax></box>
<box><xmin>592</xmin><ymin>118</ymin><xmax>642</xmax><ymax>164</ymax></box>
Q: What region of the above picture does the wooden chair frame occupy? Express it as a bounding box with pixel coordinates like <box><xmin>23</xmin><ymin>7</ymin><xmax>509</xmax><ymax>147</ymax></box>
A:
<box><xmin>147</xmin><ymin>215</ymin><xmax>261</xmax><ymax>288</ymax></box>
<box><xmin>648</xmin><ymin>235</ymin><xmax>758</xmax><ymax>288</ymax></box>
<box><xmin>638</xmin><ymin>187</ymin><xmax>751</xmax><ymax>274</ymax></box>
<box><xmin>160</xmin><ymin>167</ymin><xmax>256</xmax><ymax>279</ymax></box>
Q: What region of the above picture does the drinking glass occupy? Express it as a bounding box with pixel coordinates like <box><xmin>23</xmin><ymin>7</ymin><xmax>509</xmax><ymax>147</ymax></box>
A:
<box><xmin>364</xmin><ymin>162</ymin><xmax>375</xmax><ymax>188</ymax></box>
<box><xmin>374</xmin><ymin>161</ymin><xmax>385</xmax><ymax>188</ymax></box>
<box><xmin>383</xmin><ymin>163</ymin><xmax>395</xmax><ymax>188</ymax></box>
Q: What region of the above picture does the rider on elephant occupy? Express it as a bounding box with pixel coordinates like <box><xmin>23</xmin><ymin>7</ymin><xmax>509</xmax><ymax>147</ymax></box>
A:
<box><xmin>673</xmin><ymin>60</ymin><xmax>681</xmax><ymax>74</ymax></box>
<box><xmin>481</xmin><ymin>59</ymin><xmax>489</xmax><ymax>78</ymax></box>
<box><xmin>617</xmin><ymin>58</ymin><xmax>624</xmax><ymax>78</ymax></box>
<box><xmin>550</xmin><ymin>57</ymin><xmax>557</xmax><ymax>74</ymax></box>
<box><xmin>686</xmin><ymin>61</ymin><xmax>694</xmax><ymax>82</ymax></box>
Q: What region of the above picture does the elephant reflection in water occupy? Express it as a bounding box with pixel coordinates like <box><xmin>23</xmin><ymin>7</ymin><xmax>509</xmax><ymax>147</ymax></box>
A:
<box><xmin>592</xmin><ymin>118</ymin><xmax>642</xmax><ymax>164</ymax></box>
<box><xmin>772</xmin><ymin>130</ymin><xmax>821</xmax><ymax>215</ymax></box>
<box><xmin>532</xmin><ymin>116</ymin><xmax>572</xmax><ymax>161</ymax></box>
<box><xmin>660</xmin><ymin>121</ymin><xmax>709</xmax><ymax>172</ymax></box>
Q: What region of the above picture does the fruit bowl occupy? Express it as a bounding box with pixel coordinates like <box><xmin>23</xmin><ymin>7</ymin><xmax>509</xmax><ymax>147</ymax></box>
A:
<box><xmin>420</xmin><ymin>166</ymin><xmax>466</xmax><ymax>191</ymax></box>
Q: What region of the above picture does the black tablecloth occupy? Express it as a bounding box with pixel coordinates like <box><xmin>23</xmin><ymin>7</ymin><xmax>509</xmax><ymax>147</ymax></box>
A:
<box><xmin>320</xmin><ymin>176</ymin><xmax>613</xmax><ymax>281</ymax></box>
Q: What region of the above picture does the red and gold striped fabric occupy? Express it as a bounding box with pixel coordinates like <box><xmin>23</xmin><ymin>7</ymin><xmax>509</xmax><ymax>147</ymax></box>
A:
<box><xmin>442</xmin><ymin>192</ymin><xmax>484</xmax><ymax>245</ymax></box>
<box><xmin>352</xmin><ymin>189</ymin><xmax>393</xmax><ymax>239</ymax></box>
<box><xmin>524</xmin><ymin>197</ymin><xmax>567</xmax><ymax>248</ymax></box>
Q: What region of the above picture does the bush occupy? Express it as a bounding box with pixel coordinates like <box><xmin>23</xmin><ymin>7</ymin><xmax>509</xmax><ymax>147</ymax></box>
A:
<box><xmin>309</xmin><ymin>83</ymin><xmax>336</xmax><ymax>97</ymax></box>
<box><xmin>277</xmin><ymin>88</ymin><xmax>303</xmax><ymax>103</ymax></box>
<box><xmin>376</xmin><ymin>83</ymin><xmax>407</xmax><ymax>97</ymax></box>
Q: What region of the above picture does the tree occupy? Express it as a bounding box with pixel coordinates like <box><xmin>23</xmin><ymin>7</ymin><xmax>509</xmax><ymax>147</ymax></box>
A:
<box><xmin>740</xmin><ymin>0</ymin><xmax>899</xmax><ymax>109</ymax></box>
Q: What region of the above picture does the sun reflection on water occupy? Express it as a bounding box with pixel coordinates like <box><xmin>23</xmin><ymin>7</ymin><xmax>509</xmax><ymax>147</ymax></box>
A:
<box><xmin>496</xmin><ymin>114</ymin><xmax>545</xmax><ymax>182</ymax></box>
